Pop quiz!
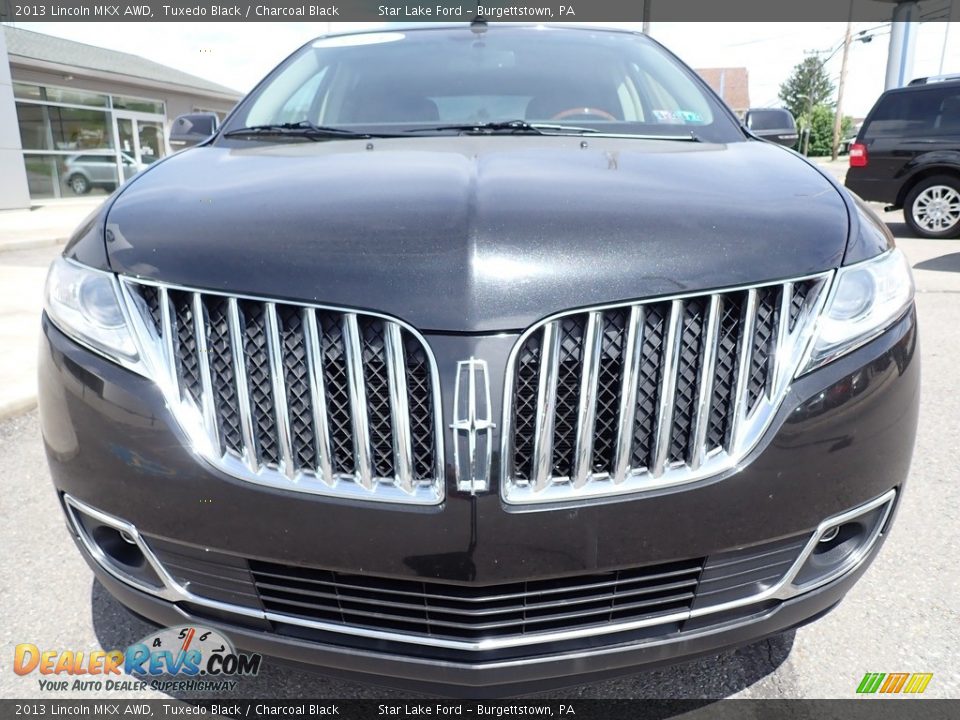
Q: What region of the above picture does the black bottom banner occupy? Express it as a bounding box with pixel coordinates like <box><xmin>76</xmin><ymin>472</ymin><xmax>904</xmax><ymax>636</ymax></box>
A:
<box><xmin>1</xmin><ymin>700</ymin><xmax>957</xmax><ymax>720</ymax></box>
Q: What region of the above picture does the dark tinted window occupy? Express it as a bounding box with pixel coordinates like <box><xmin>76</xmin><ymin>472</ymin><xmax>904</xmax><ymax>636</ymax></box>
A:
<box><xmin>863</xmin><ymin>86</ymin><xmax>960</xmax><ymax>138</ymax></box>
<box><xmin>746</xmin><ymin>109</ymin><xmax>795</xmax><ymax>131</ymax></box>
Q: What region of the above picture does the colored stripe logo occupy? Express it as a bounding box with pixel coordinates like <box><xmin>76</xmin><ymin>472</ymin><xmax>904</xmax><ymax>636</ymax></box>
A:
<box><xmin>857</xmin><ymin>672</ymin><xmax>933</xmax><ymax>694</ymax></box>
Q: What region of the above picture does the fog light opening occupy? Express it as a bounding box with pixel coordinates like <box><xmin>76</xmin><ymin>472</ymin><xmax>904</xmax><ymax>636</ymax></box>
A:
<box><xmin>91</xmin><ymin>525</ymin><xmax>147</xmax><ymax>569</ymax></box>
<box><xmin>818</xmin><ymin>526</ymin><xmax>840</xmax><ymax>543</ymax></box>
<box><xmin>63</xmin><ymin>495</ymin><xmax>167</xmax><ymax>593</ymax></box>
<box><xmin>790</xmin><ymin>492</ymin><xmax>895</xmax><ymax>592</ymax></box>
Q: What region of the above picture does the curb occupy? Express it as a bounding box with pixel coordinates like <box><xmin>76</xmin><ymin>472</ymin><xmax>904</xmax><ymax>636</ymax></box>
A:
<box><xmin>0</xmin><ymin>237</ymin><xmax>66</xmax><ymax>254</ymax></box>
<box><xmin>0</xmin><ymin>393</ymin><xmax>37</xmax><ymax>422</ymax></box>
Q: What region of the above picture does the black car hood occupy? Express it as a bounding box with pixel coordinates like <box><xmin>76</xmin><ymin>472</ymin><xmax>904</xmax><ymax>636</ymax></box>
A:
<box><xmin>105</xmin><ymin>136</ymin><xmax>848</xmax><ymax>332</ymax></box>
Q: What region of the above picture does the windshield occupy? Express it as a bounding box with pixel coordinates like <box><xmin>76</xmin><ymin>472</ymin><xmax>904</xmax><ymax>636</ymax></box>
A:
<box><xmin>223</xmin><ymin>26</ymin><xmax>742</xmax><ymax>143</ymax></box>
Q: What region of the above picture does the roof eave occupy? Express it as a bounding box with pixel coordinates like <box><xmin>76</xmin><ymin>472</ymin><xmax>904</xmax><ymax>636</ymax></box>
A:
<box><xmin>8</xmin><ymin>55</ymin><xmax>243</xmax><ymax>103</ymax></box>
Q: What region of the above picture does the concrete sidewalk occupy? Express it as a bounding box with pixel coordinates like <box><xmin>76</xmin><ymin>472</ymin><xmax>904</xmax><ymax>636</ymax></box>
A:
<box><xmin>812</xmin><ymin>156</ymin><xmax>849</xmax><ymax>184</ymax></box>
<box><xmin>0</xmin><ymin>199</ymin><xmax>104</xmax><ymax>420</ymax></box>
<box><xmin>0</xmin><ymin>198</ymin><xmax>104</xmax><ymax>252</ymax></box>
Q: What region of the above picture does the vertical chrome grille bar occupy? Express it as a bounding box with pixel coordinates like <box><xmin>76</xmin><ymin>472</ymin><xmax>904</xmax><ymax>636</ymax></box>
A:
<box><xmin>265</xmin><ymin>303</ymin><xmax>295</xmax><ymax>480</ymax></box>
<box><xmin>531</xmin><ymin>321</ymin><xmax>560</xmax><ymax>492</ymax></box>
<box><xmin>467</xmin><ymin>359</ymin><xmax>478</xmax><ymax>489</ymax></box>
<box><xmin>613</xmin><ymin>305</ymin><xmax>644</xmax><ymax>483</ymax></box>
<box><xmin>773</xmin><ymin>282</ymin><xmax>793</xmax><ymax>391</ymax></box>
<box><xmin>573</xmin><ymin>311</ymin><xmax>604</xmax><ymax>488</ymax></box>
<box><xmin>384</xmin><ymin>323</ymin><xmax>414</xmax><ymax>493</ymax></box>
<box><xmin>690</xmin><ymin>295</ymin><xmax>721</xmax><ymax>470</ymax></box>
<box><xmin>227</xmin><ymin>298</ymin><xmax>258</xmax><ymax>472</ymax></box>
<box><xmin>651</xmin><ymin>300</ymin><xmax>684</xmax><ymax>477</ymax></box>
<box><xmin>731</xmin><ymin>288</ymin><xmax>758</xmax><ymax>445</ymax></box>
<box><xmin>191</xmin><ymin>293</ymin><xmax>219</xmax><ymax>455</ymax></box>
<box><xmin>158</xmin><ymin>286</ymin><xmax>177</xmax><ymax>393</ymax></box>
<box><xmin>343</xmin><ymin>313</ymin><xmax>375</xmax><ymax>490</ymax></box>
<box><xmin>303</xmin><ymin>309</ymin><xmax>335</xmax><ymax>486</ymax></box>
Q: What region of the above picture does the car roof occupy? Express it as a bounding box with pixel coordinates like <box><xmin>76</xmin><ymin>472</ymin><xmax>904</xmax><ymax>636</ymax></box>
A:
<box><xmin>311</xmin><ymin>23</ymin><xmax>644</xmax><ymax>43</ymax></box>
<box><xmin>883</xmin><ymin>78</ymin><xmax>960</xmax><ymax>96</ymax></box>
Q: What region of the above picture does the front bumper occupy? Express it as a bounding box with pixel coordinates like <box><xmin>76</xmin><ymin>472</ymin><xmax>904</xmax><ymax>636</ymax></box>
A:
<box><xmin>87</xmin><ymin>540</ymin><xmax>881</xmax><ymax>696</ymax></box>
<box><xmin>38</xmin><ymin>306</ymin><xmax>919</xmax><ymax>693</ymax></box>
<box><xmin>845</xmin><ymin>170</ymin><xmax>903</xmax><ymax>206</ymax></box>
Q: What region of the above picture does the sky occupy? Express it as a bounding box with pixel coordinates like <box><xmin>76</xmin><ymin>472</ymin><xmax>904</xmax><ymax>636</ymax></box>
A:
<box><xmin>5</xmin><ymin>20</ymin><xmax>959</xmax><ymax>118</ymax></box>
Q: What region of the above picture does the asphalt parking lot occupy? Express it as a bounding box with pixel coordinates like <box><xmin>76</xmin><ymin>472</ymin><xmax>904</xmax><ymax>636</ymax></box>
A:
<box><xmin>1</xmin><ymin>208</ymin><xmax>958</xmax><ymax>701</ymax></box>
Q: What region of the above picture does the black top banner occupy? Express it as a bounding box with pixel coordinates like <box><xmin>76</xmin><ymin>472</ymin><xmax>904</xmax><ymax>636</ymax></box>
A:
<box><xmin>1</xmin><ymin>0</ymin><xmax>959</xmax><ymax>23</ymax></box>
<box><xmin>1</xmin><ymin>700</ymin><xmax>959</xmax><ymax>720</ymax></box>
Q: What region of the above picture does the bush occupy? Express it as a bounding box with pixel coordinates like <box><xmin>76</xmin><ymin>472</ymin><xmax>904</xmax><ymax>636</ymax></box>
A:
<box><xmin>803</xmin><ymin>105</ymin><xmax>853</xmax><ymax>156</ymax></box>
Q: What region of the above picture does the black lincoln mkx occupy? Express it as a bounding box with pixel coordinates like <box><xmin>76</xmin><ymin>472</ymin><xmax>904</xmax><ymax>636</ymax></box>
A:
<box><xmin>39</xmin><ymin>25</ymin><xmax>919</xmax><ymax>695</ymax></box>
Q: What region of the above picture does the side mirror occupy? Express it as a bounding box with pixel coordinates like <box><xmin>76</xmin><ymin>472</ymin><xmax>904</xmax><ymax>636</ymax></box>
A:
<box><xmin>169</xmin><ymin>113</ymin><xmax>219</xmax><ymax>148</ymax></box>
<box><xmin>744</xmin><ymin>108</ymin><xmax>799</xmax><ymax>148</ymax></box>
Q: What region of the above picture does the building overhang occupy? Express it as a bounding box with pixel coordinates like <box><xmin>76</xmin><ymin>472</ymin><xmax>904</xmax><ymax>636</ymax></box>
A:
<box><xmin>8</xmin><ymin>55</ymin><xmax>243</xmax><ymax>104</ymax></box>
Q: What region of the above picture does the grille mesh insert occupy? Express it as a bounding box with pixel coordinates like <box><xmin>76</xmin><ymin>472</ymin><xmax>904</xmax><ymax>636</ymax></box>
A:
<box><xmin>505</xmin><ymin>277</ymin><xmax>827</xmax><ymax>502</ymax></box>
<box><xmin>126</xmin><ymin>282</ymin><xmax>442</xmax><ymax>502</ymax></box>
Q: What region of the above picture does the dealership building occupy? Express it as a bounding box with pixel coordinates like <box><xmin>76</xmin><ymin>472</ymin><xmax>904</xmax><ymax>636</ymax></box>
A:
<box><xmin>0</xmin><ymin>26</ymin><xmax>242</xmax><ymax>209</ymax></box>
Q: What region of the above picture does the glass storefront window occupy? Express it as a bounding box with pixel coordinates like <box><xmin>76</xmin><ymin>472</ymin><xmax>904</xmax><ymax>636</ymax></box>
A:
<box><xmin>47</xmin><ymin>106</ymin><xmax>114</xmax><ymax>151</ymax></box>
<box><xmin>22</xmin><ymin>155</ymin><xmax>58</xmax><ymax>199</ymax></box>
<box><xmin>14</xmin><ymin>82</ymin><xmax>109</xmax><ymax>107</ymax></box>
<box><xmin>112</xmin><ymin>94</ymin><xmax>165</xmax><ymax>114</ymax></box>
<box><xmin>16</xmin><ymin>103</ymin><xmax>50</xmax><ymax>150</ymax></box>
<box><xmin>14</xmin><ymin>82</ymin><xmax>167</xmax><ymax>199</ymax></box>
<box><xmin>13</xmin><ymin>82</ymin><xmax>43</xmax><ymax>101</ymax></box>
<box><xmin>116</xmin><ymin>117</ymin><xmax>135</xmax><ymax>157</ymax></box>
<box><xmin>43</xmin><ymin>86</ymin><xmax>110</xmax><ymax>107</ymax></box>
<box><xmin>61</xmin><ymin>154</ymin><xmax>120</xmax><ymax>196</ymax></box>
<box><xmin>138</xmin><ymin>121</ymin><xmax>165</xmax><ymax>164</ymax></box>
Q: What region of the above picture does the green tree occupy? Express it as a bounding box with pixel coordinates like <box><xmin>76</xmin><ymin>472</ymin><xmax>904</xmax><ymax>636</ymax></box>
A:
<box><xmin>779</xmin><ymin>56</ymin><xmax>835</xmax><ymax>125</ymax></box>
<box><xmin>805</xmin><ymin>105</ymin><xmax>854</xmax><ymax>156</ymax></box>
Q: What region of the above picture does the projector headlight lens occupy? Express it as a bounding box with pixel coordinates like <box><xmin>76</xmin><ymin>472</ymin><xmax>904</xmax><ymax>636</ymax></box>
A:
<box><xmin>45</xmin><ymin>256</ymin><xmax>141</xmax><ymax>366</ymax></box>
<box><xmin>799</xmin><ymin>248</ymin><xmax>914</xmax><ymax>374</ymax></box>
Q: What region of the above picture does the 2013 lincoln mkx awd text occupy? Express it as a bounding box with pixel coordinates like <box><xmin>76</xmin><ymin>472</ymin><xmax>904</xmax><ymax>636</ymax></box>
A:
<box><xmin>38</xmin><ymin>24</ymin><xmax>919</xmax><ymax>696</ymax></box>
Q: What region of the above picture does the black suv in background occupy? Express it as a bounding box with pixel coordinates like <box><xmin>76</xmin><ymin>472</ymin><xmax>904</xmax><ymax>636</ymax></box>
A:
<box><xmin>846</xmin><ymin>76</ymin><xmax>960</xmax><ymax>238</ymax></box>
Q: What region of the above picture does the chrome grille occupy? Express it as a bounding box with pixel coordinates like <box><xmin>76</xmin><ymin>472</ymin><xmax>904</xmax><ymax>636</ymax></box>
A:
<box><xmin>120</xmin><ymin>280</ymin><xmax>444</xmax><ymax>504</ymax></box>
<box><xmin>503</xmin><ymin>275</ymin><xmax>830</xmax><ymax>504</ymax></box>
<box><xmin>250</xmin><ymin>556</ymin><xmax>704</xmax><ymax>641</ymax></box>
<box><xmin>143</xmin><ymin>529</ymin><xmax>812</xmax><ymax>650</ymax></box>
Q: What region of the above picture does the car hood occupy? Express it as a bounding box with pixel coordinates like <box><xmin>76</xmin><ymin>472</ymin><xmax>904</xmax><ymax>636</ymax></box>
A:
<box><xmin>105</xmin><ymin>136</ymin><xmax>848</xmax><ymax>332</ymax></box>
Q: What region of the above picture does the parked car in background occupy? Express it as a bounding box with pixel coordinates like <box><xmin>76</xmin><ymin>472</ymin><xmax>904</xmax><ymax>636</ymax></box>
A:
<box><xmin>744</xmin><ymin>107</ymin><xmax>798</xmax><ymax>148</ymax></box>
<box><xmin>840</xmin><ymin>123</ymin><xmax>862</xmax><ymax>155</ymax></box>
<box><xmin>62</xmin><ymin>152</ymin><xmax>144</xmax><ymax>195</ymax></box>
<box><xmin>846</xmin><ymin>75</ymin><xmax>960</xmax><ymax>238</ymax></box>
<box><xmin>40</xmin><ymin>24</ymin><xmax>918</xmax><ymax>695</ymax></box>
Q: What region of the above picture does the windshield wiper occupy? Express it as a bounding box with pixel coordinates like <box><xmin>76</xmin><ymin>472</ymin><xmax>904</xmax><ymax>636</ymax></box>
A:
<box><xmin>223</xmin><ymin>121</ymin><xmax>386</xmax><ymax>140</ymax></box>
<box><xmin>405</xmin><ymin>121</ymin><xmax>706</xmax><ymax>142</ymax></box>
<box><xmin>404</xmin><ymin>120</ymin><xmax>600</xmax><ymax>136</ymax></box>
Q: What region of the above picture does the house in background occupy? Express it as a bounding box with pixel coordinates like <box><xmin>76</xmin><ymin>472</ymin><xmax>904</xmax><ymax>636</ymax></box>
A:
<box><xmin>695</xmin><ymin>67</ymin><xmax>751</xmax><ymax>117</ymax></box>
<box><xmin>0</xmin><ymin>25</ymin><xmax>242</xmax><ymax>207</ymax></box>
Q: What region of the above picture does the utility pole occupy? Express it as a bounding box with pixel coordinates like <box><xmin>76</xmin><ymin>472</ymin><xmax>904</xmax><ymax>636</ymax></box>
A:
<box><xmin>831</xmin><ymin>7</ymin><xmax>854</xmax><ymax>161</ymax></box>
<box><xmin>642</xmin><ymin>0</ymin><xmax>651</xmax><ymax>34</ymax></box>
<box><xmin>939</xmin><ymin>16</ymin><xmax>951</xmax><ymax>75</ymax></box>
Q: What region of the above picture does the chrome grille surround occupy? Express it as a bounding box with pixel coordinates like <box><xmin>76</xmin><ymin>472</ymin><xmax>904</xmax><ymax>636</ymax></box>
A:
<box><xmin>118</xmin><ymin>279</ymin><xmax>445</xmax><ymax>505</ymax></box>
<box><xmin>501</xmin><ymin>274</ymin><xmax>832</xmax><ymax>505</ymax></box>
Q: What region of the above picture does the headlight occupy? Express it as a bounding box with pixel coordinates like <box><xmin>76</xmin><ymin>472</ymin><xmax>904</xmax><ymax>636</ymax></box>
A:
<box><xmin>799</xmin><ymin>248</ymin><xmax>914</xmax><ymax>374</ymax></box>
<box><xmin>44</xmin><ymin>257</ymin><xmax>142</xmax><ymax>369</ymax></box>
